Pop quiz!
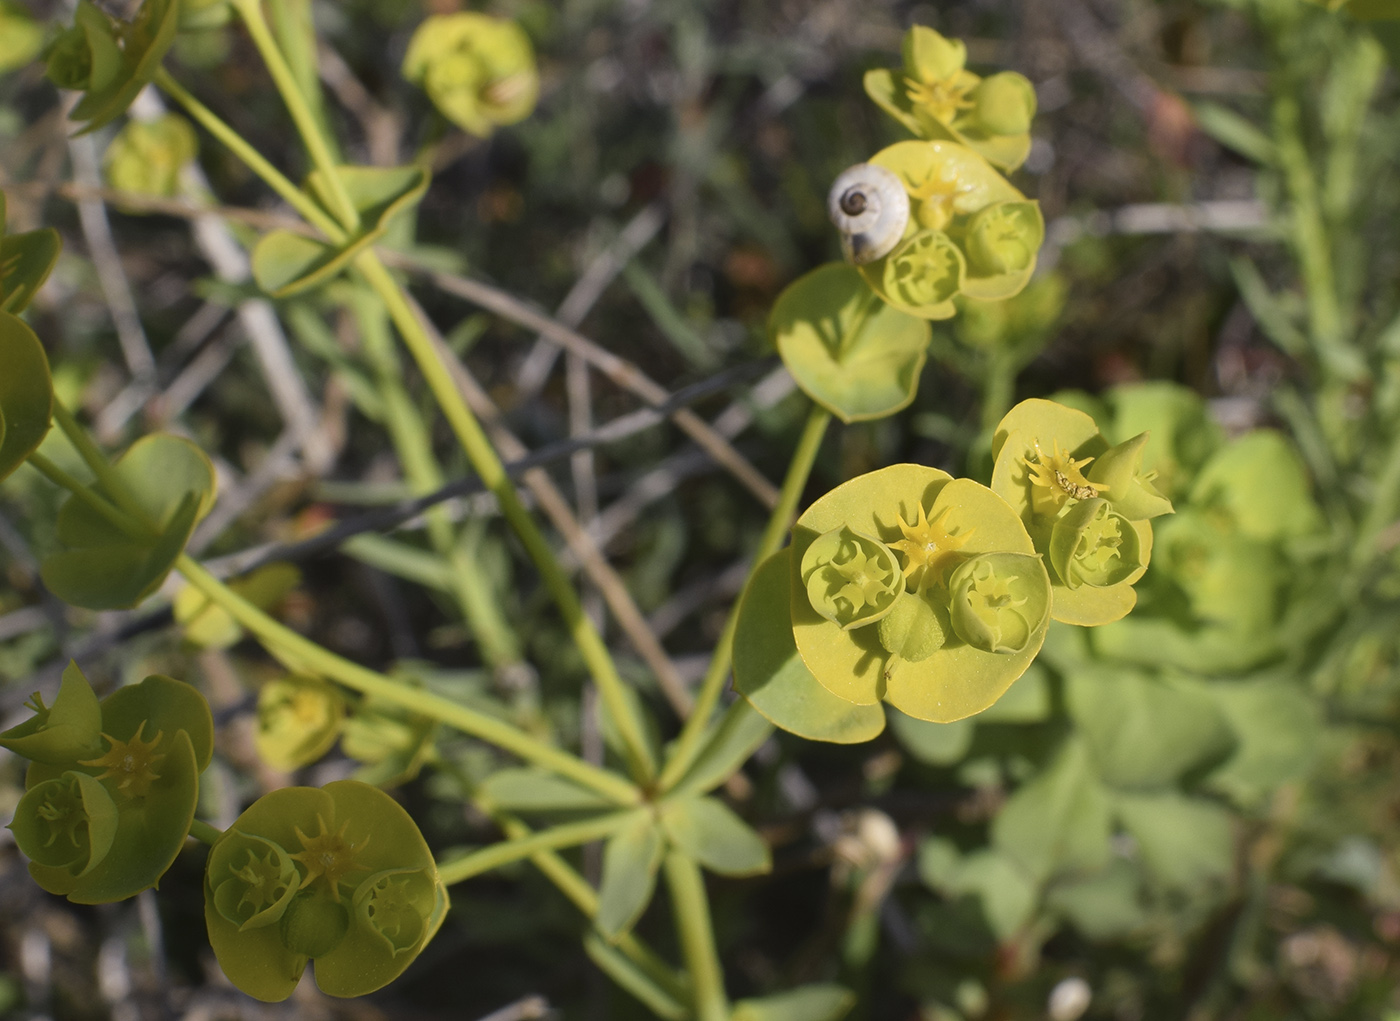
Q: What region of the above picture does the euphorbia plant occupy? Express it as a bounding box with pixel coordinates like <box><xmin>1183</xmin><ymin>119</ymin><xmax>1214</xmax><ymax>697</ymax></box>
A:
<box><xmin>0</xmin><ymin>6</ymin><xmax>1190</xmax><ymax>1017</ymax></box>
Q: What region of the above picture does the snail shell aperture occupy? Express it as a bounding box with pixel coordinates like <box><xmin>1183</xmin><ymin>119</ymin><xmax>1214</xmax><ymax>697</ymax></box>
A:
<box><xmin>828</xmin><ymin>163</ymin><xmax>911</xmax><ymax>265</ymax></box>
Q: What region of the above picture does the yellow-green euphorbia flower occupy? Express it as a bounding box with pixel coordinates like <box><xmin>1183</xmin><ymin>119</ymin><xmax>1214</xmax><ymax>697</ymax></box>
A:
<box><xmin>863</xmin><ymin>26</ymin><xmax>1037</xmax><ymax>172</ymax></box>
<box><xmin>2</xmin><ymin>663</ymin><xmax>214</xmax><ymax>903</ymax></box>
<box><xmin>991</xmin><ymin>399</ymin><xmax>1172</xmax><ymax>626</ymax></box>
<box><xmin>401</xmin><ymin>13</ymin><xmax>539</xmax><ymax>138</ymax></box>
<box><xmin>790</xmin><ymin>464</ymin><xmax>1052</xmax><ymax>722</ymax></box>
<box><xmin>204</xmin><ymin>781</ymin><xmax>448</xmax><ymax>1001</ymax></box>
<box><xmin>104</xmin><ymin>114</ymin><xmax>198</xmax><ymax>199</ymax></box>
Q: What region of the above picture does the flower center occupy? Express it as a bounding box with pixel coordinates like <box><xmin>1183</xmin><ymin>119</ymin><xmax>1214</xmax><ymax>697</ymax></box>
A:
<box><xmin>1024</xmin><ymin>440</ymin><xmax>1101</xmax><ymax>517</ymax></box>
<box><xmin>80</xmin><ymin>721</ymin><xmax>165</xmax><ymax>798</ymax></box>
<box><xmin>291</xmin><ymin>814</ymin><xmax>371</xmax><ymax>901</ymax></box>
<box><xmin>890</xmin><ymin>502</ymin><xmax>974</xmax><ymax>591</ymax></box>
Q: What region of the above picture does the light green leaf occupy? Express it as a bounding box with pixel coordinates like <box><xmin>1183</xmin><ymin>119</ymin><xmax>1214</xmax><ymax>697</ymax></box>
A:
<box><xmin>1205</xmin><ymin>678</ymin><xmax>1322</xmax><ymax>807</ymax></box>
<box><xmin>67</xmin><ymin>0</ymin><xmax>182</xmax><ymax>134</ymax></box>
<box><xmin>0</xmin><ymin>1</ymin><xmax>44</xmax><ymax>72</ymax></box>
<box><xmin>1065</xmin><ymin>666</ymin><xmax>1235</xmax><ymax>790</ymax></box>
<box><xmin>770</xmin><ymin>263</ymin><xmax>930</xmax><ymax>423</ymax></box>
<box><xmin>660</xmin><ymin>796</ymin><xmax>770</xmax><ymax>877</ymax></box>
<box><xmin>992</xmin><ymin>737</ymin><xmax>1112</xmax><ymax>883</ymax></box>
<box><xmin>1115</xmin><ymin>792</ymin><xmax>1234</xmax><ymax>892</ymax></box>
<box><xmin>888</xmin><ymin>708</ymin><xmax>973</xmax><ymax>765</ymax></box>
<box><xmin>1189</xmin><ymin>430</ymin><xmax>1322</xmax><ymax>541</ymax></box>
<box><xmin>596</xmin><ymin>812</ymin><xmax>664</xmax><ymax>940</ymax></box>
<box><xmin>731</xmin><ymin>984</ymin><xmax>856</xmax><ymax>1021</ymax></box>
<box><xmin>732</xmin><ymin>549</ymin><xmax>885</xmax><ymax>744</ymax></box>
<box><xmin>947</xmin><ymin>849</ymin><xmax>1038</xmax><ymax>941</ymax></box>
<box><xmin>1046</xmin><ymin>858</ymin><xmax>1146</xmax><ymax>941</ymax></box>
<box><xmin>0</xmin><ymin>660</ymin><xmax>103</xmax><ymax>764</ymax></box>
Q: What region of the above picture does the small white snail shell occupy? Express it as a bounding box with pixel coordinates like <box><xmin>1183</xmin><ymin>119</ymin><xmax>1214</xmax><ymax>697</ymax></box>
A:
<box><xmin>828</xmin><ymin>163</ymin><xmax>911</xmax><ymax>265</ymax></box>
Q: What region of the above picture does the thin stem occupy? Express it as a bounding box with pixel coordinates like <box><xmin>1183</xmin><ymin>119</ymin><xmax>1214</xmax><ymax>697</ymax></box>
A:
<box><xmin>49</xmin><ymin>398</ymin><xmax>154</xmax><ymax>527</ymax></box>
<box><xmin>437</xmin><ymin>810</ymin><xmax>640</xmax><ymax>886</ymax></box>
<box><xmin>25</xmin><ymin>452</ymin><xmax>153</xmax><ymax>540</ymax></box>
<box><xmin>665</xmin><ymin>851</ymin><xmax>729</xmax><ymax>1021</ymax></box>
<box><xmin>188</xmin><ymin>819</ymin><xmax>224</xmax><ymax>845</ymax></box>
<box><xmin>231</xmin><ymin>0</ymin><xmax>360</xmax><ymax>232</ymax></box>
<box><xmin>153</xmin><ymin>68</ymin><xmax>346</xmax><ymax>242</ymax></box>
<box><xmin>659</xmin><ymin>403</ymin><xmax>831</xmax><ymax>791</ymax></box>
<box><xmin>176</xmin><ymin>554</ymin><xmax>641</xmax><ymax>805</ymax></box>
<box><xmin>355</xmin><ymin>251</ymin><xmax>658</xmax><ymax>785</ymax></box>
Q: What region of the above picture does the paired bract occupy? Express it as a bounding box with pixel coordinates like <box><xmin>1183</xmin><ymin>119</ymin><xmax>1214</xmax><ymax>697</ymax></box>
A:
<box><xmin>203</xmin><ymin>780</ymin><xmax>448</xmax><ymax>1001</ymax></box>
<box><xmin>1</xmin><ymin>662</ymin><xmax>213</xmax><ymax>904</ymax></box>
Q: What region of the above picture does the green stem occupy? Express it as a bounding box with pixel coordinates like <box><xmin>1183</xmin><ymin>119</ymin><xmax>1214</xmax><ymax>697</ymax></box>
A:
<box><xmin>1271</xmin><ymin>89</ymin><xmax>1361</xmax><ymax>382</ymax></box>
<box><xmin>438</xmin><ymin>810</ymin><xmax>640</xmax><ymax>886</ymax></box>
<box><xmin>659</xmin><ymin>403</ymin><xmax>831</xmax><ymax>791</ymax></box>
<box><xmin>353</xmin><ymin>291</ymin><xmax>522</xmax><ymax>666</ymax></box>
<box><xmin>231</xmin><ymin>0</ymin><xmax>360</xmax><ymax>232</ymax></box>
<box><xmin>25</xmin><ymin>452</ymin><xmax>153</xmax><ymax>540</ymax></box>
<box><xmin>354</xmin><ymin>251</ymin><xmax>658</xmax><ymax>785</ymax></box>
<box><xmin>1352</xmin><ymin>426</ymin><xmax>1400</xmax><ymax>570</ymax></box>
<box><xmin>153</xmin><ymin>68</ymin><xmax>346</xmax><ymax>242</ymax></box>
<box><xmin>175</xmin><ymin>554</ymin><xmax>641</xmax><ymax>805</ymax></box>
<box><xmin>188</xmin><ymin>819</ymin><xmax>224</xmax><ymax>845</ymax></box>
<box><xmin>665</xmin><ymin>851</ymin><xmax>729</xmax><ymax>1021</ymax></box>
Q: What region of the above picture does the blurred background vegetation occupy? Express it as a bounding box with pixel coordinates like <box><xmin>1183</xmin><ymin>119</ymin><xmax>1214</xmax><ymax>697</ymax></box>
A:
<box><xmin>2</xmin><ymin>0</ymin><xmax>1400</xmax><ymax>1018</ymax></box>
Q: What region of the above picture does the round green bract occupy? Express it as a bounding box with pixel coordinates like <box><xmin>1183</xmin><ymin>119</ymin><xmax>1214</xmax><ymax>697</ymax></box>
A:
<box><xmin>1086</xmin><ymin>431</ymin><xmax>1174</xmax><ymax>520</ymax></box>
<box><xmin>971</xmin><ymin>72</ymin><xmax>1037</xmax><ymax>136</ymax></box>
<box><xmin>769</xmin><ymin>263</ymin><xmax>930</xmax><ymax>422</ymax></box>
<box><xmin>790</xmin><ymin>466</ymin><xmax>1046</xmax><ymax>722</ymax></box>
<box><xmin>63</xmin><ymin>0</ymin><xmax>182</xmax><ymax>134</ymax></box>
<box><xmin>959</xmin><ymin>201</ymin><xmax>1045</xmax><ymax>302</ymax></box>
<box><xmin>210</xmin><ymin>831</ymin><xmax>301</xmax><ymax>931</ymax></box>
<box><xmin>104</xmin><ymin>114</ymin><xmax>198</xmax><ymax>199</ymax></box>
<box><xmin>0</xmin><ymin>312</ymin><xmax>53</xmax><ymax>482</ymax></box>
<box><xmin>255</xmin><ymin>675</ymin><xmax>345</xmax><ymax>771</ymax></box>
<box><xmin>11</xmin><ymin>771</ymin><xmax>117</xmax><ymax>876</ymax></box>
<box><xmin>1048</xmin><ymin>498</ymin><xmax>1145</xmax><ymax>589</ymax></box>
<box><xmin>733</xmin><ymin>549</ymin><xmax>887</xmax><ymax>744</ymax></box>
<box><xmin>41</xmin><ymin>433</ymin><xmax>216</xmax><ymax>610</ymax></box>
<box><xmin>0</xmin><ymin>660</ymin><xmax>103</xmax><ymax>765</ymax></box>
<box><xmin>204</xmin><ymin>781</ymin><xmax>447</xmax><ymax>1002</ymax></box>
<box><xmin>800</xmin><ymin>525</ymin><xmax>905</xmax><ymax>630</ymax></box>
<box><xmin>947</xmin><ymin>552</ymin><xmax>1052</xmax><ymax>654</ymax></box>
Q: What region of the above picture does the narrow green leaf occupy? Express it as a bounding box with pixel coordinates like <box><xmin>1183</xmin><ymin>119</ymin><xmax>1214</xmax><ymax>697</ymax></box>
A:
<box><xmin>1193</xmin><ymin>102</ymin><xmax>1277</xmax><ymax>165</ymax></box>
<box><xmin>583</xmin><ymin>934</ymin><xmax>688</xmax><ymax>1021</ymax></box>
<box><xmin>731</xmin><ymin>984</ymin><xmax>856</xmax><ymax>1021</ymax></box>
<box><xmin>669</xmin><ymin>698</ymin><xmax>774</xmax><ymax>797</ymax></box>
<box><xmin>480</xmin><ymin>767</ymin><xmax>615</xmax><ymax>811</ymax></box>
<box><xmin>660</xmin><ymin>796</ymin><xmax>770</xmax><ymax>877</ymax></box>
<box><xmin>596</xmin><ymin>813</ymin><xmax>664</xmax><ymax>940</ymax></box>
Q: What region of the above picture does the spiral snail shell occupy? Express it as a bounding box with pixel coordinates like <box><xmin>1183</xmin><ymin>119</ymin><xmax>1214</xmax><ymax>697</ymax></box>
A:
<box><xmin>828</xmin><ymin>163</ymin><xmax>911</xmax><ymax>265</ymax></box>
